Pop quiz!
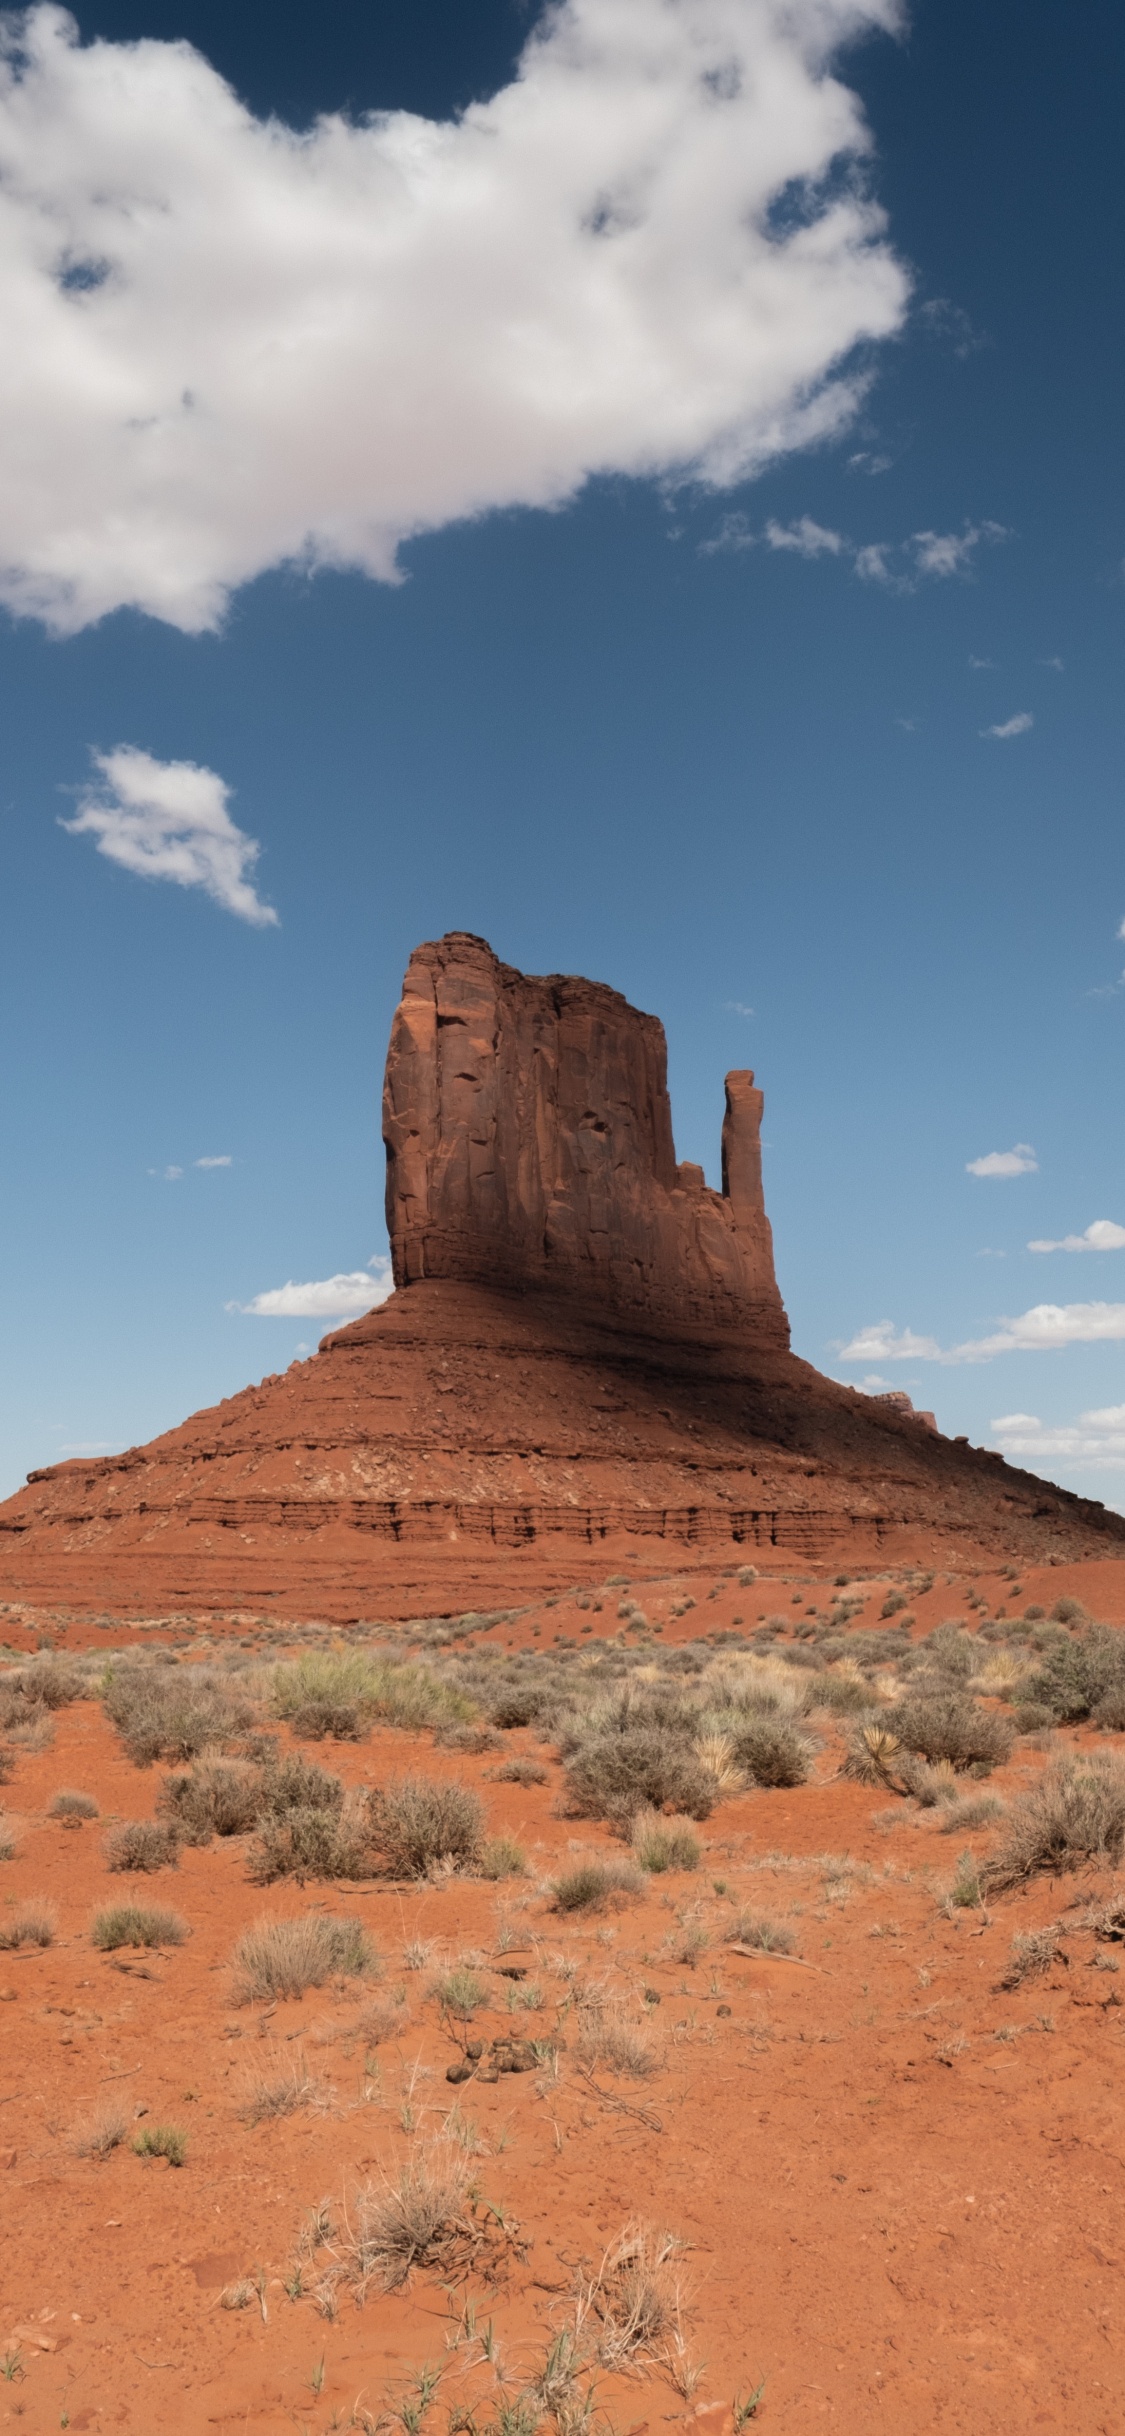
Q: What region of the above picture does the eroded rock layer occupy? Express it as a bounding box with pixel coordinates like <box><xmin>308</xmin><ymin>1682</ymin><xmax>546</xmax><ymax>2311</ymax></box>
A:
<box><xmin>1</xmin><ymin>932</ymin><xmax>1122</xmax><ymax>1621</ymax></box>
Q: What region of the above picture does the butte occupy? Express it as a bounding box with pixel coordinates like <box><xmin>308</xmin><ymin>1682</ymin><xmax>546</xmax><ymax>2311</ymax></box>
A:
<box><xmin>1</xmin><ymin>930</ymin><xmax>1121</xmax><ymax>1623</ymax></box>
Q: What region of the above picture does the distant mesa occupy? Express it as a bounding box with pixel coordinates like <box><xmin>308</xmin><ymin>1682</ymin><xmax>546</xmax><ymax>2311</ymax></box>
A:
<box><xmin>0</xmin><ymin>930</ymin><xmax>1121</xmax><ymax>1623</ymax></box>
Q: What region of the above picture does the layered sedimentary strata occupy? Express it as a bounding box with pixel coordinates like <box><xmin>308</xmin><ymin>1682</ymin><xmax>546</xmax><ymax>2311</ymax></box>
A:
<box><xmin>0</xmin><ymin>930</ymin><xmax>1122</xmax><ymax>1622</ymax></box>
<box><xmin>383</xmin><ymin>932</ymin><xmax>788</xmax><ymax>1344</ymax></box>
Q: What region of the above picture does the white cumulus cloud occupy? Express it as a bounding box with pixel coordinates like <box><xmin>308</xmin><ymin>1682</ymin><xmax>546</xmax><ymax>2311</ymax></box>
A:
<box><xmin>1029</xmin><ymin>1220</ymin><xmax>1125</xmax><ymax>1255</ymax></box>
<box><xmin>840</xmin><ymin>1301</ymin><xmax>1125</xmax><ymax>1369</ymax></box>
<box><xmin>195</xmin><ymin>1153</ymin><xmax>232</xmax><ymax>1168</ymax></box>
<box><xmin>991</xmin><ymin>1406</ymin><xmax>1125</xmax><ymax>1477</ymax></box>
<box><xmin>62</xmin><ymin>745</ymin><xmax>277</xmax><ymax>925</ymax></box>
<box><xmin>911</xmin><ymin>521</ymin><xmax>1006</xmax><ymax>578</ymax></box>
<box><xmin>230</xmin><ymin>1255</ymin><xmax>394</xmax><ymax>1319</ymax></box>
<box><xmin>981</xmin><ymin>713</ymin><xmax>1033</xmax><ymax>740</ymax></box>
<box><xmin>0</xmin><ymin>0</ymin><xmax>908</xmax><ymax>635</ymax></box>
<box><xmin>966</xmin><ymin>1144</ymin><xmax>1038</xmax><ymax>1178</ymax></box>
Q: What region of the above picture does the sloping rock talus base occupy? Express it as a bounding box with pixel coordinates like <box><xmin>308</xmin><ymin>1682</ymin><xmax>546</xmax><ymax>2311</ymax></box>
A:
<box><xmin>0</xmin><ymin>1280</ymin><xmax>1120</xmax><ymax>1624</ymax></box>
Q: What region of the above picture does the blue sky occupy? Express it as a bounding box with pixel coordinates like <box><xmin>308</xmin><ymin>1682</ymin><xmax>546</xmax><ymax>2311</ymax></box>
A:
<box><xmin>2</xmin><ymin>0</ymin><xmax>1124</xmax><ymax>1506</ymax></box>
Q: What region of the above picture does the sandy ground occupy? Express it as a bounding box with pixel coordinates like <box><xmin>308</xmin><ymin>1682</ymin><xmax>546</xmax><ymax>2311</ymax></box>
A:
<box><xmin>3</xmin><ymin>1558</ymin><xmax>1125</xmax><ymax>2433</ymax></box>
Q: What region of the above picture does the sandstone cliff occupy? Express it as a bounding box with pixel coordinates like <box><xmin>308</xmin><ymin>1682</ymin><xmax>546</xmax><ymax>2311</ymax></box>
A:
<box><xmin>383</xmin><ymin>932</ymin><xmax>788</xmax><ymax>1345</ymax></box>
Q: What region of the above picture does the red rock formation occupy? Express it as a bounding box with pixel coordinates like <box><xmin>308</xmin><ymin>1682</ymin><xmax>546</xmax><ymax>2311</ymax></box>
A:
<box><xmin>383</xmin><ymin>933</ymin><xmax>787</xmax><ymax>1344</ymax></box>
<box><xmin>0</xmin><ymin>931</ymin><xmax>1122</xmax><ymax>1623</ymax></box>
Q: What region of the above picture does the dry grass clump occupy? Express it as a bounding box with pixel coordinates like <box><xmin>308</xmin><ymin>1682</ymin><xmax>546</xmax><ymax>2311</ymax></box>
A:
<box><xmin>352</xmin><ymin>1993</ymin><xmax>410</xmax><ymax>2047</ymax></box>
<box><xmin>631</xmin><ymin>1811</ymin><xmax>700</xmax><ymax>1874</ymax></box>
<box><xmin>2</xmin><ymin>1656</ymin><xmax>85</xmax><ymax>1713</ymax></box>
<box><xmin>552</xmin><ymin>1858</ymin><xmax>645</xmax><ymax>1913</ymax></box>
<box><xmin>91</xmin><ymin>1902</ymin><xmax>188</xmax><ymax>1950</ymax></box>
<box><xmin>575</xmin><ymin>2223</ymin><xmax>686</xmax><ymax>2368</ymax></box>
<box><xmin>810</xmin><ymin>1667</ymin><xmax>881</xmax><ymax>1716</ymax></box>
<box><xmin>563</xmin><ymin>1729</ymin><xmax>714</xmax><ymax>1826</ymax></box>
<box><xmin>693</xmin><ymin>1732</ymin><xmax>743</xmax><ymax>1794</ymax></box>
<box><xmin>431</xmin><ymin>1964</ymin><xmax>488</xmax><ymax>2019</ymax></box>
<box><xmin>103</xmin><ymin>1819</ymin><xmax>182</xmax><ymax>1872</ymax></box>
<box><xmin>158</xmin><ymin>1758</ymin><xmax>263</xmax><ymax>1842</ymax></box>
<box><xmin>577</xmin><ymin>1999</ymin><xmax>659</xmax><ymax>2079</ymax></box>
<box><xmin>241</xmin><ymin>2062</ymin><xmax>328</xmax><ymax>2124</ymax></box>
<box><xmin>726</xmin><ymin>1911</ymin><xmax>796</xmax><ymax>1954</ymax></box>
<box><xmin>0</xmin><ymin>1900</ymin><xmax>56</xmax><ymax>1949</ymax></box>
<box><xmin>884</xmin><ymin>1691</ymin><xmax>1013</xmax><ymax>1773</ymax></box>
<box><xmin>272</xmin><ymin>1650</ymin><xmax>473</xmax><ymax>1739</ymax></box>
<box><xmin>102</xmin><ymin>1663</ymin><xmax>256</xmax><ymax>1766</ymax></box>
<box><xmin>490</xmin><ymin>1757</ymin><xmax>549</xmax><ymax>1786</ymax></box>
<box><xmin>998</xmin><ymin>1925</ymin><xmax>1061</xmax><ymax>1988</ymax></box>
<box><xmin>133</xmin><ymin>2123</ymin><xmax>187</xmax><ymax>2166</ymax></box>
<box><xmin>478</xmin><ymin>1834</ymin><xmax>528</xmax><ymax>1879</ymax></box>
<box><xmin>49</xmin><ymin>1788</ymin><xmax>99</xmax><ymax>1820</ymax></box>
<box><xmin>982</xmin><ymin>1754</ymin><xmax>1125</xmax><ymax>1891</ymax></box>
<box><xmin>335</xmin><ymin>2146</ymin><xmax>471</xmax><ymax>2294</ymax></box>
<box><xmin>72</xmin><ymin>2101</ymin><xmax>127</xmax><ymax>2158</ymax></box>
<box><xmin>938</xmin><ymin>1793</ymin><xmax>1005</xmax><ymax>1833</ymax></box>
<box><xmin>365</xmin><ymin>1777</ymin><xmax>484</xmax><ymax>1878</ymax></box>
<box><xmin>230</xmin><ymin>1911</ymin><xmax>376</xmax><ymax>2003</ymax></box>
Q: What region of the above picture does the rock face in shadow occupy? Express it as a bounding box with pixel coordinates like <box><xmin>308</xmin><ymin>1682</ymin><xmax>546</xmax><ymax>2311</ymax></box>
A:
<box><xmin>383</xmin><ymin>932</ymin><xmax>788</xmax><ymax>1345</ymax></box>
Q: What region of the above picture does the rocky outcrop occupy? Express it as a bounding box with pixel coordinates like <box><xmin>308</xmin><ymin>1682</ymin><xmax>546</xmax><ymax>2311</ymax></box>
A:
<box><xmin>383</xmin><ymin>933</ymin><xmax>788</xmax><ymax>1345</ymax></box>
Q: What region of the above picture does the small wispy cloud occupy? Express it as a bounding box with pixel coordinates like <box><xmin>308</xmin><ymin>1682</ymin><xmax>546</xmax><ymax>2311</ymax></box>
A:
<box><xmin>917</xmin><ymin>297</ymin><xmax>985</xmax><ymax>358</ymax></box>
<box><xmin>1040</xmin><ymin>656</ymin><xmax>1064</xmax><ymax>672</ymax></box>
<box><xmin>763</xmin><ymin>515</ymin><xmax>844</xmax><ymax>557</ymax></box>
<box><xmin>835</xmin><ymin>1320</ymin><xmax>942</xmax><ymax>1364</ymax></box>
<box><xmin>968</xmin><ymin>655</ymin><xmax>996</xmax><ymax>669</ymax></box>
<box><xmin>63</xmin><ymin>746</ymin><xmax>278</xmax><ymax>927</ymax></box>
<box><xmin>698</xmin><ymin>512</ymin><xmax>756</xmax><ymax>556</ymax></box>
<box><xmin>724</xmin><ymin>1000</ymin><xmax>755</xmax><ymax>1017</ymax></box>
<box><xmin>854</xmin><ymin>542</ymin><xmax>896</xmax><ymax>585</ymax></box>
<box><xmin>229</xmin><ymin>1254</ymin><xmax>393</xmax><ymax>1320</ymax></box>
<box><xmin>148</xmin><ymin>1163</ymin><xmax>184</xmax><ymax>1182</ymax></box>
<box><xmin>195</xmin><ymin>1154</ymin><xmax>232</xmax><ymax>1169</ymax></box>
<box><xmin>1029</xmin><ymin>1220</ymin><xmax>1125</xmax><ymax>1254</ymax></box>
<box><xmin>847</xmin><ymin>450</ymin><xmax>892</xmax><ymax>475</ymax></box>
<box><xmin>59</xmin><ymin>1439</ymin><xmax>125</xmax><ymax>1456</ymax></box>
<box><xmin>912</xmin><ymin>522</ymin><xmax>1006</xmax><ymax>578</ymax></box>
<box><xmin>966</xmin><ymin>1144</ymin><xmax>1038</xmax><ymax>1178</ymax></box>
<box><xmin>981</xmin><ymin>712</ymin><xmax>1033</xmax><ymax>740</ymax></box>
<box><xmin>840</xmin><ymin>1300</ymin><xmax>1125</xmax><ymax>1369</ymax></box>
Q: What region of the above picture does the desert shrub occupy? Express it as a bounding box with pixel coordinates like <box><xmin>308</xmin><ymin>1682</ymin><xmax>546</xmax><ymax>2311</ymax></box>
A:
<box><xmin>431</xmin><ymin>1965</ymin><xmax>487</xmax><ymax>2019</ymax></box>
<box><xmin>491</xmin><ymin>1757</ymin><xmax>548</xmax><ymax>1786</ymax></box>
<box><xmin>1025</xmin><ymin>1627</ymin><xmax>1125</xmax><ymax>1724</ymax></box>
<box><xmin>250</xmin><ymin>1802</ymin><xmax>373</xmax><ymax>1884</ymax></box>
<box><xmin>49</xmin><ymin>1789</ymin><xmax>98</xmax><ymax>1820</ymax></box>
<box><xmin>478</xmin><ymin>1835</ymin><xmax>527</xmax><ymax>1879</ymax></box>
<box><xmin>103</xmin><ymin>1819</ymin><xmax>182</xmax><ymax>1872</ymax></box>
<box><xmin>102</xmin><ymin>1665</ymin><xmax>255</xmax><ymax>1766</ymax></box>
<box><xmin>983</xmin><ymin>1754</ymin><xmax>1125</xmax><ymax>1891</ymax></box>
<box><xmin>0</xmin><ymin>1748</ymin><xmax>13</xmax><ymax>1784</ymax></box>
<box><xmin>631</xmin><ymin>1811</ymin><xmax>700</xmax><ymax>1874</ymax></box>
<box><xmin>897</xmin><ymin>1753</ymin><xmax>960</xmax><ymax>1807</ymax></box>
<box><xmin>810</xmin><ymin>1670</ymin><xmax>880</xmax><ymax>1716</ymax></box>
<box><xmin>884</xmin><ymin>1692</ymin><xmax>1013</xmax><ymax>1773</ymax></box>
<box><xmin>552</xmin><ymin>1859</ymin><xmax>645</xmax><ymax>1913</ymax></box>
<box><xmin>230</xmin><ymin>1911</ymin><xmax>376</xmax><ymax>2002</ymax></box>
<box><xmin>1096</xmin><ymin>1689</ymin><xmax>1125</xmax><ymax>1732</ymax></box>
<box><xmin>133</xmin><ymin>2124</ymin><xmax>186</xmax><ymax>2166</ymax></box>
<box><xmin>999</xmin><ymin>1926</ymin><xmax>1060</xmax><ymax>1988</ymax></box>
<box><xmin>1023</xmin><ymin>1604</ymin><xmax>1046</xmax><ymax>1622</ymax></box>
<box><xmin>920</xmin><ymin>1625</ymin><xmax>978</xmax><ymax>1682</ymax></box>
<box><xmin>841</xmin><ymin>1724</ymin><xmax>902</xmax><ymax>1786</ymax></box>
<box><xmin>0</xmin><ymin>1822</ymin><xmax>14</xmax><ymax>1860</ymax></box>
<box><xmin>948</xmin><ymin>1849</ymin><xmax>982</xmax><ymax>1908</ymax></box>
<box><xmin>91</xmin><ymin>1903</ymin><xmax>188</xmax><ymax>1949</ymax></box>
<box><xmin>258</xmin><ymin>1755</ymin><xmax>344</xmax><ymax>1817</ymax></box>
<box><xmin>1050</xmin><ymin>1598</ymin><xmax>1090</xmax><ymax>1627</ymax></box>
<box><xmin>7</xmin><ymin>1657</ymin><xmax>85</xmax><ymax>1710</ymax></box>
<box><xmin>365</xmin><ymin>1777</ymin><xmax>484</xmax><ymax>1878</ymax></box>
<box><xmin>729</xmin><ymin>1717</ymin><xmax>810</xmax><ymax>1789</ymax></box>
<box><xmin>563</xmin><ymin>1729</ymin><xmax>715</xmax><ymax>1825</ymax></box>
<box><xmin>158</xmin><ymin>1758</ymin><xmax>263</xmax><ymax>1843</ymax></box>
<box><xmin>272</xmin><ymin>1651</ymin><xmax>472</xmax><ymax>1737</ymax></box>
<box><xmin>355</xmin><ymin>1992</ymin><xmax>410</xmax><ymax>2046</ymax></box>
<box><xmin>881</xmin><ymin>1592</ymin><xmax>908</xmax><ymax>1619</ymax></box>
<box><xmin>289</xmin><ymin>1698</ymin><xmax>363</xmax><ymax>1741</ymax></box>
<box><xmin>1012</xmin><ymin>1702</ymin><xmax>1056</xmax><ymax>1734</ymax></box>
<box><xmin>0</xmin><ymin>1900</ymin><xmax>56</xmax><ymax>1949</ymax></box>
<box><xmin>72</xmin><ymin>2102</ymin><xmax>127</xmax><ymax>2158</ymax></box>
<box><xmin>340</xmin><ymin>2148</ymin><xmax>470</xmax><ymax>2294</ymax></box>
<box><xmin>938</xmin><ymin>1793</ymin><xmax>1005</xmax><ymax>1832</ymax></box>
<box><xmin>726</xmin><ymin>1911</ymin><xmax>795</xmax><ymax>1954</ymax></box>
